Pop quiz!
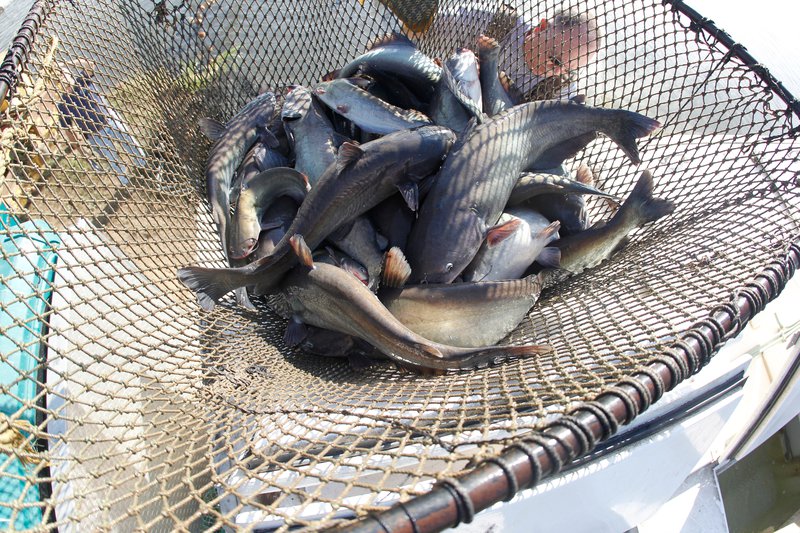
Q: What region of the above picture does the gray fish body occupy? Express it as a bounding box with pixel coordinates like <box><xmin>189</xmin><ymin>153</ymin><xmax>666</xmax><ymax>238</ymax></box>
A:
<box><xmin>229</xmin><ymin>167</ymin><xmax>309</xmax><ymax>259</ymax></box>
<box><xmin>327</xmin><ymin>216</ymin><xmax>386</xmax><ymax>291</ymax></box>
<box><xmin>407</xmin><ymin>100</ymin><xmax>660</xmax><ymax>283</ymax></box>
<box><xmin>278</xmin><ymin>262</ymin><xmax>546</xmax><ymax>371</ymax></box>
<box><xmin>178</xmin><ymin>126</ymin><xmax>456</xmax><ymax>309</ymax></box>
<box><xmin>314</xmin><ymin>79</ymin><xmax>431</xmax><ymax>135</ymax></box>
<box><xmin>477</xmin><ymin>35</ymin><xmax>514</xmax><ymax>116</ymax></box>
<box><xmin>299</xmin><ymin>326</ymin><xmax>356</xmax><ymax>357</ymax></box>
<box><xmin>337</xmin><ymin>35</ymin><xmax>442</xmax><ymax>104</ymax></box>
<box><xmin>509</xmin><ymin>172</ymin><xmax>616</xmax><ymax>205</ymax></box>
<box><xmin>556</xmin><ymin>170</ymin><xmax>675</xmax><ymax>273</ymax></box>
<box><xmin>523</xmin><ymin>192</ymin><xmax>587</xmax><ymax>237</ymax></box>
<box><xmin>369</xmin><ymin>194</ymin><xmax>415</xmax><ymax>251</ymax></box>
<box><xmin>254</xmin><ymin>197</ymin><xmax>298</xmax><ymax>260</ymax></box>
<box><xmin>281</xmin><ymin>85</ymin><xmax>339</xmax><ymax>186</ymax></box>
<box><xmin>462</xmin><ymin>210</ymin><xmax>558</xmax><ymax>282</ymax></box>
<box><xmin>205</xmin><ymin>92</ymin><xmax>277</xmax><ymax>257</ymax></box>
<box><xmin>431</xmin><ymin>50</ymin><xmax>482</xmax><ymax>133</ymax></box>
<box><xmin>379</xmin><ymin>275</ymin><xmax>544</xmax><ymax>348</ymax></box>
<box><xmin>229</xmin><ymin>132</ymin><xmax>290</xmax><ymax>208</ymax></box>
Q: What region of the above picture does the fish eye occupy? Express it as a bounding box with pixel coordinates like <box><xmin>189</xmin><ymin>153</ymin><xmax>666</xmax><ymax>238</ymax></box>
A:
<box><xmin>444</xmin><ymin>262</ymin><xmax>454</xmax><ymax>272</ymax></box>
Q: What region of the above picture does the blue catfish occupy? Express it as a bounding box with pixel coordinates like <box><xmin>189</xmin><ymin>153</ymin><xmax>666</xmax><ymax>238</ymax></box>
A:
<box><xmin>406</xmin><ymin>100</ymin><xmax>661</xmax><ymax>283</ymax></box>
<box><xmin>281</xmin><ymin>85</ymin><xmax>340</xmax><ymax>186</ymax></box>
<box><xmin>555</xmin><ymin>170</ymin><xmax>675</xmax><ymax>273</ymax></box>
<box><xmin>199</xmin><ymin>92</ymin><xmax>278</xmax><ymax>259</ymax></box>
<box><xmin>178</xmin><ymin>125</ymin><xmax>456</xmax><ymax>310</ymax></box>
<box><xmin>379</xmin><ymin>274</ymin><xmax>545</xmax><ymax>348</ymax></box>
<box><xmin>270</xmin><ymin>236</ymin><xmax>551</xmax><ymax>372</ymax></box>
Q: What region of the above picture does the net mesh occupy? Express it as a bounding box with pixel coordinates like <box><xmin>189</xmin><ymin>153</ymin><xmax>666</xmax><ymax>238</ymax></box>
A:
<box><xmin>1</xmin><ymin>0</ymin><xmax>799</xmax><ymax>530</ymax></box>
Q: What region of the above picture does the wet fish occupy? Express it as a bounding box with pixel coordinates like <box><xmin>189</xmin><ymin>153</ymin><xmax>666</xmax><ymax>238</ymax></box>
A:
<box><xmin>555</xmin><ymin>170</ymin><xmax>675</xmax><ymax>273</ymax></box>
<box><xmin>229</xmin><ymin>130</ymin><xmax>291</xmax><ymax>208</ymax></box>
<box><xmin>298</xmin><ymin>326</ymin><xmax>356</xmax><ymax>357</ymax></box>
<box><xmin>177</xmin><ymin>125</ymin><xmax>456</xmax><ymax>310</ymax></box>
<box><xmin>326</xmin><ymin>216</ymin><xmax>386</xmax><ymax>290</ymax></box>
<box><xmin>253</xmin><ymin>196</ymin><xmax>299</xmax><ymax>260</ymax></box>
<box><xmin>521</xmin><ymin>165</ymin><xmax>599</xmax><ymax>237</ymax></box>
<box><xmin>275</xmin><ymin>236</ymin><xmax>550</xmax><ymax>371</ymax></box>
<box><xmin>336</xmin><ymin>33</ymin><xmax>441</xmax><ymax>105</ymax></box>
<box><xmin>229</xmin><ymin>167</ymin><xmax>309</xmax><ymax>260</ymax></box>
<box><xmin>431</xmin><ymin>50</ymin><xmax>483</xmax><ymax>132</ymax></box>
<box><xmin>314</xmin><ymin>78</ymin><xmax>431</xmax><ymax>135</ymax></box>
<box><xmin>462</xmin><ymin>211</ymin><xmax>560</xmax><ymax>282</ymax></box>
<box><xmin>369</xmin><ymin>193</ymin><xmax>415</xmax><ymax>251</ymax></box>
<box><xmin>508</xmin><ymin>166</ymin><xmax>616</xmax><ymax>206</ymax></box>
<box><xmin>281</xmin><ymin>85</ymin><xmax>340</xmax><ymax>186</ymax></box>
<box><xmin>477</xmin><ymin>34</ymin><xmax>514</xmax><ymax>116</ymax></box>
<box><xmin>407</xmin><ymin>100</ymin><xmax>661</xmax><ymax>283</ymax></box>
<box><xmin>198</xmin><ymin>91</ymin><xmax>278</xmax><ymax>259</ymax></box>
<box><xmin>379</xmin><ymin>274</ymin><xmax>545</xmax><ymax>348</ymax></box>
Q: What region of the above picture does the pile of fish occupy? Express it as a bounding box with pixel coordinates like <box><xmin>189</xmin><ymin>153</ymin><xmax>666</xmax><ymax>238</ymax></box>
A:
<box><xmin>177</xmin><ymin>33</ymin><xmax>675</xmax><ymax>373</ymax></box>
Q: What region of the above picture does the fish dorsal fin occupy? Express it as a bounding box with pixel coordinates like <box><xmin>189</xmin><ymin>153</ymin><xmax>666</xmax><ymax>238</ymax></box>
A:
<box><xmin>321</xmin><ymin>69</ymin><xmax>340</xmax><ymax>82</ymax></box>
<box><xmin>344</xmin><ymin>76</ymin><xmax>373</xmax><ymax>89</ymax></box>
<box><xmin>336</xmin><ymin>142</ymin><xmax>365</xmax><ymax>171</ymax></box>
<box><xmin>486</xmin><ymin>218</ymin><xmax>522</xmax><ymax>246</ymax></box>
<box><xmin>289</xmin><ymin>234</ymin><xmax>315</xmax><ymax>269</ymax></box>
<box><xmin>382</xmin><ymin>247</ymin><xmax>412</xmax><ymax>288</ymax></box>
<box><xmin>575</xmin><ymin>163</ymin><xmax>594</xmax><ymax>185</ymax></box>
<box><xmin>396</xmin><ymin>181</ymin><xmax>419</xmax><ymax>212</ymax></box>
<box><xmin>198</xmin><ymin>117</ymin><xmax>226</xmax><ymax>141</ymax></box>
<box><xmin>260</xmin><ymin>127</ymin><xmax>280</xmax><ymax>149</ymax></box>
<box><xmin>537</xmin><ymin>220</ymin><xmax>561</xmax><ymax>241</ymax></box>
<box><xmin>535</xmin><ymin>247</ymin><xmax>561</xmax><ymax>268</ymax></box>
<box><xmin>570</xmin><ymin>94</ymin><xmax>587</xmax><ymax>105</ymax></box>
<box><xmin>368</xmin><ymin>32</ymin><xmax>415</xmax><ymax>51</ymax></box>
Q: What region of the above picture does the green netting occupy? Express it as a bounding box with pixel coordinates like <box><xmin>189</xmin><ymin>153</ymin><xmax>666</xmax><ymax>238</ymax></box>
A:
<box><xmin>0</xmin><ymin>0</ymin><xmax>798</xmax><ymax>530</ymax></box>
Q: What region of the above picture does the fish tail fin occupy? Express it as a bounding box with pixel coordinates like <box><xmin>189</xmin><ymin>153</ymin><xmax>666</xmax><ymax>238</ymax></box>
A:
<box><xmin>620</xmin><ymin>170</ymin><xmax>676</xmax><ymax>225</ymax></box>
<box><xmin>453</xmin><ymin>343</ymin><xmax>553</xmax><ymax>369</ymax></box>
<box><xmin>177</xmin><ymin>265</ymin><xmax>251</xmax><ymax>311</ymax></box>
<box><xmin>604</xmin><ymin>110</ymin><xmax>661</xmax><ymax>165</ymax></box>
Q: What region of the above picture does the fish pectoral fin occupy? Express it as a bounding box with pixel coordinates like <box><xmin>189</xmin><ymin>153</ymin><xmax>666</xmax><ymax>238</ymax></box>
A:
<box><xmin>530</xmin><ymin>131</ymin><xmax>598</xmax><ymax>170</ymax></box>
<box><xmin>535</xmin><ymin>247</ymin><xmax>561</xmax><ymax>268</ymax></box>
<box><xmin>289</xmin><ymin>234</ymin><xmax>315</xmax><ymax>269</ymax></box>
<box><xmin>336</xmin><ymin>142</ymin><xmax>365</xmax><ymax>171</ymax></box>
<box><xmin>344</xmin><ymin>76</ymin><xmax>373</xmax><ymax>89</ymax></box>
<box><xmin>284</xmin><ymin>316</ymin><xmax>309</xmax><ymax>347</ymax></box>
<box><xmin>396</xmin><ymin>181</ymin><xmax>419</xmax><ymax>211</ymax></box>
<box><xmin>198</xmin><ymin>117</ymin><xmax>226</xmax><ymax>141</ymax></box>
<box><xmin>486</xmin><ymin>218</ymin><xmax>522</xmax><ymax>246</ymax></box>
<box><xmin>261</xmin><ymin>128</ymin><xmax>280</xmax><ymax>149</ymax></box>
<box><xmin>381</xmin><ymin>246</ymin><xmax>412</xmax><ymax>288</ymax></box>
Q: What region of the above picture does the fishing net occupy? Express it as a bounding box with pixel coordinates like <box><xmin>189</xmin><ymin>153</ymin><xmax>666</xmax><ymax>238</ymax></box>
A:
<box><xmin>1</xmin><ymin>0</ymin><xmax>798</xmax><ymax>530</ymax></box>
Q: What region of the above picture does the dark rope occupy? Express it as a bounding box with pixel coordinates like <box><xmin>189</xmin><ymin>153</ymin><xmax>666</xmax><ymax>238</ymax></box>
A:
<box><xmin>634</xmin><ymin>365</ymin><xmax>665</xmax><ymax>402</ymax></box>
<box><xmin>396</xmin><ymin>501</ymin><xmax>420</xmax><ymax>533</ymax></box>
<box><xmin>682</xmin><ymin>330</ymin><xmax>713</xmax><ymax>367</ymax></box>
<box><xmin>548</xmin><ymin>416</ymin><xmax>595</xmax><ymax>456</ymax></box>
<box><xmin>619</xmin><ymin>375</ymin><xmax>653</xmax><ymax>413</ymax></box>
<box><xmin>483</xmin><ymin>456</ymin><xmax>519</xmax><ymax>502</ymax></box>
<box><xmin>506</xmin><ymin>440</ymin><xmax>543</xmax><ymax>488</ymax></box>
<box><xmin>523</xmin><ymin>434</ymin><xmax>564</xmax><ymax>475</ymax></box>
<box><xmin>602</xmin><ymin>386</ymin><xmax>639</xmax><ymax>425</ymax></box>
<box><xmin>673</xmin><ymin>340</ymin><xmax>701</xmax><ymax>375</ymax></box>
<box><xmin>570</xmin><ymin>401</ymin><xmax>618</xmax><ymax>441</ymax></box>
<box><xmin>437</xmin><ymin>477</ymin><xmax>475</xmax><ymax>525</ymax></box>
<box><xmin>710</xmin><ymin>301</ymin><xmax>743</xmax><ymax>340</ymax></box>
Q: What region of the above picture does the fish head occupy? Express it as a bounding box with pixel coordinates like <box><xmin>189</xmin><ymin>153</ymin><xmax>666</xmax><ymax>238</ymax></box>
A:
<box><xmin>229</xmin><ymin>237</ymin><xmax>259</xmax><ymax>261</ymax></box>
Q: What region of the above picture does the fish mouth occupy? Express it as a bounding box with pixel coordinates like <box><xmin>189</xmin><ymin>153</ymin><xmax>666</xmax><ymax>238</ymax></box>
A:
<box><xmin>230</xmin><ymin>238</ymin><xmax>258</xmax><ymax>260</ymax></box>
